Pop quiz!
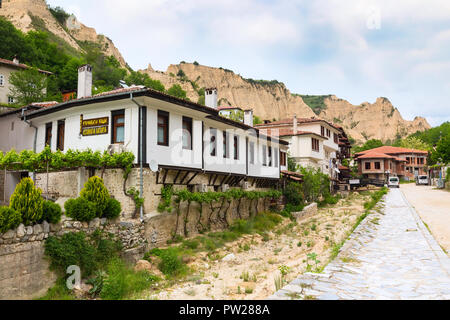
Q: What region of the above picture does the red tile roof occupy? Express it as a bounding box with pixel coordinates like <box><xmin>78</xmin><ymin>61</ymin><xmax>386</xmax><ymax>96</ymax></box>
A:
<box><xmin>357</xmin><ymin>151</ymin><xmax>396</xmax><ymax>159</ymax></box>
<box><xmin>259</xmin><ymin>128</ymin><xmax>325</xmax><ymax>139</ymax></box>
<box><xmin>355</xmin><ymin>146</ymin><xmax>428</xmax><ymax>156</ymax></box>
<box><xmin>217</xmin><ymin>106</ymin><xmax>243</xmax><ymax>111</ymax></box>
<box><xmin>0</xmin><ymin>58</ymin><xmax>53</xmax><ymax>75</ymax></box>
<box><xmin>255</xmin><ymin>116</ymin><xmax>340</xmax><ymax>130</ymax></box>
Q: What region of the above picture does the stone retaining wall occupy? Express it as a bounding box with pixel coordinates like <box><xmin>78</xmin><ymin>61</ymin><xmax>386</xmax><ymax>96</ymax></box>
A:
<box><xmin>292</xmin><ymin>203</ymin><xmax>318</xmax><ymax>222</ymax></box>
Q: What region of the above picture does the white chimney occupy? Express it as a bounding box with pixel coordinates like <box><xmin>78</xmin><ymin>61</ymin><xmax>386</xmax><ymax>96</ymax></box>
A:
<box><xmin>12</xmin><ymin>56</ymin><xmax>19</xmax><ymax>65</ymax></box>
<box><xmin>293</xmin><ymin>114</ymin><xmax>298</xmax><ymax>134</ymax></box>
<box><xmin>244</xmin><ymin>109</ymin><xmax>254</xmax><ymax>127</ymax></box>
<box><xmin>77</xmin><ymin>64</ymin><xmax>93</xmax><ymax>99</ymax></box>
<box><xmin>205</xmin><ymin>88</ymin><xmax>218</xmax><ymax>109</ymax></box>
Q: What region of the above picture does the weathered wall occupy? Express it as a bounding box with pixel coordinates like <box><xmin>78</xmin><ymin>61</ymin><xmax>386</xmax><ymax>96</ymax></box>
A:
<box><xmin>0</xmin><ymin>217</ymin><xmax>145</xmax><ymax>300</ymax></box>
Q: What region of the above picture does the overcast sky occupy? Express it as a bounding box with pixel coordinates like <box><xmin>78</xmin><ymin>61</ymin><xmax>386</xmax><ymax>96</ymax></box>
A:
<box><xmin>46</xmin><ymin>0</ymin><xmax>450</xmax><ymax>126</ymax></box>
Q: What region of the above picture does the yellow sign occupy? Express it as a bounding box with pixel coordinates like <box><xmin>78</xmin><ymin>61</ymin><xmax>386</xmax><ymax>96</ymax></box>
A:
<box><xmin>80</xmin><ymin>115</ymin><xmax>109</xmax><ymax>136</ymax></box>
<box><xmin>82</xmin><ymin>117</ymin><xmax>109</xmax><ymax>128</ymax></box>
<box><xmin>82</xmin><ymin>126</ymin><xmax>108</xmax><ymax>136</ymax></box>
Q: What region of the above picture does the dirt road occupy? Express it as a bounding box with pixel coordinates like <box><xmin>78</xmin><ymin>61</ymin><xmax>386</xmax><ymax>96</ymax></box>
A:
<box><xmin>400</xmin><ymin>184</ymin><xmax>450</xmax><ymax>253</ymax></box>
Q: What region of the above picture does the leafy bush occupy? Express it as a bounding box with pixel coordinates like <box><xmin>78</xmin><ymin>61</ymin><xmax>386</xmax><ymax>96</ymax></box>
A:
<box><xmin>300</xmin><ymin>167</ymin><xmax>331</xmax><ymax>203</ymax></box>
<box><xmin>283</xmin><ymin>182</ymin><xmax>304</xmax><ymax>206</ymax></box>
<box><xmin>0</xmin><ymin>207</ymin><xmax>22</xmax><ymax>233</ymax></box>
<box><xmin>41</xmin><ymin>200</ymin><xmax>62</xmax><ymax>224</ymax></box>
<box><xmin>9</xmin><ymin>177</ymin><xmax>44</xmax><ymax>226</ymax></box>
<box><xmin>44</xmin><ymin>231</ymin><xmax>122</xmax><ymax>278</ymax></box>
<box><xmin>103</xmin><ymin>198</ymin><xmax>121</xmax><ymax>219</ymax></box>
<box><xmin>80</xmin><ymin>176</ymin><xmax>110</xmax><ymax>217</ymax></box>
<box><xmin>100</xmin><ymin>258</ymin><xmax>159</xmax><ymax>300</ymax></box>
<box><xmin>64</xmin><ymin>198</ymin><xmax>97</xmax><ymax>222</ymax></box>
<box><xmin>150</xmin><ymin>247</ymin><xmax>187</xmax><ymax>277</ymax></box>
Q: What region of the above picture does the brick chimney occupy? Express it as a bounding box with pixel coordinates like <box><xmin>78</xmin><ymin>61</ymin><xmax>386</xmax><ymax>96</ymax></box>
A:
<box><xmin>205</xmin><ymin>88</ymin><xmax>218</xmax><ymax>109</ymax></box>
<box><xmin>77</xmin><ymin>64</ymin><xmax>92</xmax><ymax>99</ymax></box>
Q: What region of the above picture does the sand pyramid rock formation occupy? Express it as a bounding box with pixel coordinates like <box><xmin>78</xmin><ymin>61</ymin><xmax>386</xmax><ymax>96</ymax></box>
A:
<box><xmin>140</xmin><ymin>62</ymin><xmax>430</xmax><ymax>143</ymax></box>
<box><xmin>0</xmin><ymin>0</ymin><xmax>127</xmax><ymax>68</ymax></box>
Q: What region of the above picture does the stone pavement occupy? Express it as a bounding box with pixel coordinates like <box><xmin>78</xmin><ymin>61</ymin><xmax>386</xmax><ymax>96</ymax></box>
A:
<box><xmin>269</xmin><ymin>188</ymin><xmax>450</xmax><ymax>300</ymax></box>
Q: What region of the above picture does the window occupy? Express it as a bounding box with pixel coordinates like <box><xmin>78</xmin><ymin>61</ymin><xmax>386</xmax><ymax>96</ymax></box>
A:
<box><xmin>365</xmin><ymin>162</ymin><xmax>371</xmax><ymax>170</ymax></box>
<box><xmin>262</xmin><ymin>146</ymin><xmax>267</xmax><ymax>166</ymax></box>
<box><xmin>45</xmin><ymin>123</ymin><xmax>52</xmax><ymax>147</ymax></box>
<box><xmin>8</xmin><ymin>97</ymin><xmax>14</xmax><ymax>104</ymax></box>
<box><xmin>249</xmin><ymin>142</ymin><xmax>255</xmax><ymax>164</ymax></box>
<box><xmin>375</xmin><ymin>162</ymin><xmax>381</xmax><ymax>170</ymax></box>
<box><xmin>334</xmin><ymin>133</ymin><xmax>338</xmax><ymax>144</ymax></box>
<box><xmin>280</xmin><ymin>151</ymin><xmax>287</xmax><ymax>166</ymax></box>
<box><xmin>182</xmin><ymin>116</ymin><xmax>192</xmax><ymax>150</ymax></box>
<box><xmin>0</xmin><ymin>74</ymin><xmax>4</xmax><ymax>86</ymax></box>
<box><xmin>57</xmin><ymin>120</ymin><xmax>65</xmax><ymax>151</ymax></box>
<box><xmin>268</xmin><ymin>147</ymin><xmax>272</xmax><ymax>166</ymax></box>
<box><xmin>234</xmin><ymin>135</ymin><xmax>239</xmax><ymax>160</ymax></box>
<box><xmin>321</xmin><ymin>126</ymin><xmax>325</xmax><ymax>136</ymax></box>
<box><xmin>326</xmin><ymin>128</ymin><xmax>331</xmax><ymax>137</ymax></box>
<box><xmin>223</xmin><ymin>131</ymin><xmax>228</xmax><ymax>158</ymax></box>
<box><xmin>157</xmin><ymin>110</ymin><xmax>169</xmax><ymax>146</ymax></box>
<box><xmin>112</xmin><ymin>110</ymin><xmax>125</xmax><ymax>144</ymax></box>
<box><xmin>274</xmin><ymin>148</ymin><xmax>279</xmax><ymax>167</ymax></box>
<box><xmin>210</xmin><ymin>128</ymin><xmax>217</xmax><ymax>156</ymax></box>
<box><xmin>312</xmin><ymin>138</ymin><xmax>319</xmax><ymax>152</ymax></box>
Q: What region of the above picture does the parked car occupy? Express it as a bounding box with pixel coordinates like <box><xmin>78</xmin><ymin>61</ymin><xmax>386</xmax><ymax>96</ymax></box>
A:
<box><xmin>415</xmin><ymin>175</ymin><xmax>429</xmax><ymax>186</ymax></box>
<box><xmin>388</xmin><ymin>176</ymin><xmax>400</xmax><ymax>188</ymax></box>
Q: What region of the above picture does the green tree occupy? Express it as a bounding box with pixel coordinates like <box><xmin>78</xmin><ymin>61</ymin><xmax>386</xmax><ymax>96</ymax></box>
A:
<box><xmin>167</xmin><ymin>84</ymin><xmax>187</xmax><ymax>99</ymax></box>
<box><xmin>353</xmin><ymin>139</ymin><xmax>384</xmax><ymax>154</ymax></box>
<box><xmin>433</xmin><ymin>135</ymin><xmax>450</xmax><ymax>164</ymax></box>
<box><xmin>10</xmin><ymin>178</ymin><xmax>44</xmax><ymax>226</ymax></box>
<box><xmin>398</xmin><ymin>137</ymin><xmax>431</xmax><ymax>151</ymax></box>
<box><xmin>0</xmin><ymin>17</ymin><xmax>30</xmax><ymax>61</ymax></box>
<box><xmin>9</xmin><ymin>68</ymin><xmax>48</xmax><ymax>105</ymax></box>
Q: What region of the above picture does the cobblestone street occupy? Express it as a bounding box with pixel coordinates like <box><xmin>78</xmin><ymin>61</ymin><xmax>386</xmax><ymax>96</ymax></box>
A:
<box><xmin>270</xmin><ymin>188</ymin><xmax>450</xmax><ymax>300</ymax></box>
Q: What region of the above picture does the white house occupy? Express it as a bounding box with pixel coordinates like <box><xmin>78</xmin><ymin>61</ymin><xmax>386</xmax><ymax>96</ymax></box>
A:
<box><xmin>20</xmin><ymin>66</ymin><xmax>288</xmax><ymax>191</ymax></box>
<box><xmin>256</xmin><ymin>115</ymin><xmax>343</xmax><ymax>180</ymax></box>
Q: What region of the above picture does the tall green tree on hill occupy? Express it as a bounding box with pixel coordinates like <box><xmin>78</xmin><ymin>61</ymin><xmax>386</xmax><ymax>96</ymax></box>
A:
<box><xmin>8</xmin><ymin>68</ymin><xmax>48</xmax><ymax>105</ymax></box>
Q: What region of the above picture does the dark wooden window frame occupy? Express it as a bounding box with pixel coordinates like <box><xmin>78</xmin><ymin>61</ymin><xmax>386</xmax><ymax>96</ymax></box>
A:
<box><xmin>223</xmin><ymin>131</ymin><xmax>228</xmax><ymax>158</ymax></box>
<box><xmin>45</xmin><ymin>122</ymin><xmax>52</xmax><ymax>147</ymax></box>
<box><xmin>312</xmin><ymin>138</ymin><xmax>320</xmax><ymax>152</ymax></box>
<box><xmin>111</xmin><ymin>110</ymin><xmax>125</xmax><ymax>144</ymax></box>
<box><xmin>234</xmin><ymin>135</ymin><xmax>239</xmax><ymax>160</ymax></box>
<box><xmin>365</xmin><ymin>162</ymin><xmax>371</xmax><ymax>170</ymax></box>
<box><xmin>210</xmin><ymin>128</ymin><xmax>217</xmax><ymax>157</ymax></box>
<box><xmin>57</xmin><ymin>120</ymin><xmax>65</xmax><ymax>151</ymax></box>
<box><xmin>182</xmin><ymin>116</ymin><xmax>193</xmax><ymax>150</ymax></box>
<box><xmin>375</xmin><ymin>162</ymin><xmax>381</xmax><ymax>170</ymax></box>
<box><xmin>157</xmin><ymin>110</ymin><xmax>169</xmax><ymax>146</ymax></box>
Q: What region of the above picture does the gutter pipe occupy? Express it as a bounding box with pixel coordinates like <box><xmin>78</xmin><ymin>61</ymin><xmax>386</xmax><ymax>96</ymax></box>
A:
<box><xmin>22</xmin><ymin>108</ymin><xmax>38</xmax><ymax>182</ymax></box>
<box><xmin>130</xmin><ymin>93</ymin><xmax>144</xmax><ymax>222</ymax></box>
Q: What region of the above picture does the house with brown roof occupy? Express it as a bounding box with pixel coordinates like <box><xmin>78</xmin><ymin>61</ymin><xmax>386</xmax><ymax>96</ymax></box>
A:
<box><xmin>255</xmin><ymin>115</ymin><xmax>351</xmax><ymax>181</ymax></box>
<box><xmin>0</xmin><ymin>57</ymin><xmax>52</xmax><ymax>105</ymax></box>
<box><xmin>354</xmin><ymin>146</ymin><xmax>428</xmax><ymax>181</ymax></box>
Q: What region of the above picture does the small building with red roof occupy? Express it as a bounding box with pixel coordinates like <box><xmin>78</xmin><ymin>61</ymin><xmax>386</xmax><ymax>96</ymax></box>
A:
<box><xmin>354</xmin><ymin>146</ymin><xmax>428</xmax><ymax>180</ymax></box>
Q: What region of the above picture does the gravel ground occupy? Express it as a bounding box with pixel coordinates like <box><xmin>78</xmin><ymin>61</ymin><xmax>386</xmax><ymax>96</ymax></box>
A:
<box><xmin>400</xmin><ymin>184</ymin><xmax>450</xmax><ymax>253</ymax></box>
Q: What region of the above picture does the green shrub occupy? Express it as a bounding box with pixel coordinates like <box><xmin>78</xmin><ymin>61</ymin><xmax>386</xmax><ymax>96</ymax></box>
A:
<box><xmin>9</xmin><ymin>177</ymin><xmax>44</xmax><ymax>226</ymax></box>
<box><xmin>64</xmin><ymin>198</ymin><xmax>97</xmax><ymax>222</ymax></box>
<box><xmin>151</xmin><ymin>247</ymin><xmax>187</xmax><ymax>277</ymax></box>
<box><xmin>41</xmin><ymin>200</ymin><xmax>62</xmax><ymax>224</ymax></box>
<box><xmin>283</xmin><ymin>182</ymin><xmax>304</xmax><ymax>206</ymax></box>
<box><xmin>100</xmin><ymin>258</ymin><xmax>159</xmax><ymax>300</ymax></box>
<box><xmin>80</xmin><ymin>176</ymin><xmax>110</xmax><ymax>217</ymax></box>
<box><xmin>103</xmin><ymin>198</ymin><xmax>121</xmax><ymax>219</ymax></box>
<box><xmin>0</xmin><ymin>206</ymin><xmax>22</xmax><ymax>233</ymax></box>
<box><xmin>44</xmin><ymin>231</ymin><xmax>121</xmax><ymax>278</ymax></box>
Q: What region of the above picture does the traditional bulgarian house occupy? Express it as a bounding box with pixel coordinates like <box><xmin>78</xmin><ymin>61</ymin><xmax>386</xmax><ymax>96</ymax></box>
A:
<box><xmin>10</xmin><ymin>66</ymin><xmax>288</xmax><ymax>212</ymax></box>
<box><xmin>255</xmin><ymin>115</ymin><xmax>350</xmax><ymax>183</ymax></box>
<box><xmin>0</xmin><ymin>57</ymin><xmax>52</xmax><ymax>105</ymax></box>
<box><xmin>354</xmin><ymin>146</ymin><xmax>428</xmax><ymax>181</ymax></box>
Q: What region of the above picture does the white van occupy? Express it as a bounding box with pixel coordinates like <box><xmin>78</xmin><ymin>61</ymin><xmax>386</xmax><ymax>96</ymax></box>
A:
<box><xmin>388</xmin><ymin>176</ymin><xmax>400</xmax><ymax>188</ymax></box>
<box><xmin>416</xmin><ymin>175</ymin><xmax>429</xmax><ymax>186</ymax></box>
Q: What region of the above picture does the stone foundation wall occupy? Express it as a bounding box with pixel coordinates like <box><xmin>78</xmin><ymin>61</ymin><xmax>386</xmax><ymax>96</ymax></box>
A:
<box><xmin>292</xmin><ymin>203</ymin><xmax>318</xmax><ymax>222</ymax></box>
<box><xmin>1</xmin><ymin>167</ymin><xmax>277</xmax><ymax>299</ymax></box>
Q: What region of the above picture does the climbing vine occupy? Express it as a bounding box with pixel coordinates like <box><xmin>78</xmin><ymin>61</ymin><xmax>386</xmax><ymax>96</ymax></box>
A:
<box><xmin>156</xmin><ymin>186</ymin><xmax>282</xmax><ymax>239</ymax></box>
